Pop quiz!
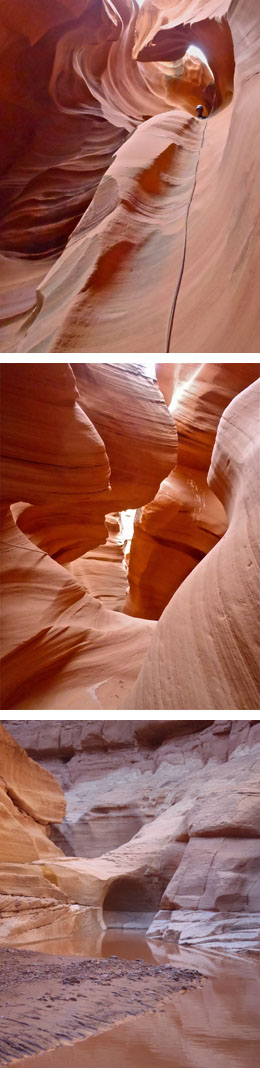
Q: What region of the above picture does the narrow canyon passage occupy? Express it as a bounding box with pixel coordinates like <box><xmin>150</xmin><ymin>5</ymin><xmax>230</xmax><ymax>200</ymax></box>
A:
<box><xmin>1</xmin><ymin>362</ymin><xmax>259</xmax><ymax>711</ymax></box>
<box><xmin>0</xmin><ymin>0</ymin><xmax>259</xmax><ymax>351</ymax></box>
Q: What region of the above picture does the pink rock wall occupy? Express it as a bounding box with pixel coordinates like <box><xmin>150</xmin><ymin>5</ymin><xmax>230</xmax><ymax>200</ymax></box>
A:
<box><xmin>0</xmin><ymin>0</ymin><xmax>259</xmax><ymax>352</ymax></box>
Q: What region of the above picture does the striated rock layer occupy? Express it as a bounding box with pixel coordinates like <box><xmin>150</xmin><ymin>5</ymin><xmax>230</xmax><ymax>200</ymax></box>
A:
<box><xmin>1</xmin><ymin>361</ymin><xmax>260</xmax><ymax>711</ymax></box>
<box><xmin>2</xmin><ymin>718</ymin><xmax>214</xmax><ymax>856</ymax></box>
<box><xmin>125</xmin><ymin>378</ymin><xmax>260</xmax><ymax>709</ymax></box>
<box><xmin>0</xmin><ymin>0</ymin><xmax>259</xmax><ymax>351</ymax></box>
<box><xmin>0</xmin><ymin>361</ymin><xmax>177</xmax><ymax>710</ymax></box>
<box><xmin>125</xmin><ymin>362</ymin><xmax>258</xmax><ymax>619</ymax></box>
<box><xmin>0</xmin><ymin>722</ymin><xmax>65</xmax><ymax>869</ymax></box>
<box><xmin>1</xmin><ymin>719</ymin><xmax>260</xmax><ymax>952</ymax></box>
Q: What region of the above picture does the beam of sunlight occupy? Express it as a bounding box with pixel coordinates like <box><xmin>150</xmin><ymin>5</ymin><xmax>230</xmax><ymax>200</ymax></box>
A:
<box><xmin>170</xmin><ymin>363</ymin><xmax>204</xmax><ymax>412</ymax></box>
<box><xmin>140</xmin><ymin>358</ymin><xmax>156</xmax><ymax>379</ymax></box>
<box><xmin>186</xmin><ymin>45</ymin><xmax>209</xmax><ymax>65</ymax></box>
<box><xmin>121</xmin><ymin>508</ymin><xmax>136</xmax><ymax>556</ymax></box>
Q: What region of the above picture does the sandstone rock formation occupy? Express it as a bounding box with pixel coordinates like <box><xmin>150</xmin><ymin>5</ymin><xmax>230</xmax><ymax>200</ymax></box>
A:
<box><xmin>1</xmin><ymin>719</ymin><xmax>260</xmax><ymax>952</ymax></box>
<box><xmin>125</xmin><ymin>378</ymin><xmax>260</xmax><ymax>709</ymax></box>
<box><xmin>2</xmin><ymin>718</ymin><xmax>213</xmax><ymax>856</ymax></box>
<box><xmin>1</xmin><ymin>361</ymin><xmax>259</xmax><ymax>711</ymax></box>
<box><xmin>125</xmin><ymin>362</ymin><xmax>257</xmax><ymax>619</ymax></box>
<box><xmin>0</xmin><ymin>721</ymin><xmax>65</xmax><ymax>871</ymax></box>
<box><xmin>70</xmin><ymin>513</ymin><xmax>128</xmax><ymax>611</ymax></box>
<box><xmin>0</xmin><ymin>0</ymin><xmax>259</xmax><ymax>351</ymax></box>
<box><xmin>0</xmin><ymin>722</ymin><xmax>104</xmax><ymax>945</ymax></box>
<box><xmin>0</xmin><ymin>361</ymin><xmax>177</xmax><ymax>710</ymax></box>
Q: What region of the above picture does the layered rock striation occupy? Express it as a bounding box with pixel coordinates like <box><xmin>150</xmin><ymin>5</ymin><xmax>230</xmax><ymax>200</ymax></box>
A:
<box><xmin>125</xmin><ymin>377</ymin><xmax>260</xmax><ymax>709</ymax></box>
<box><xmin>0</xmin><ymin>723</ymin><xmax>86</xmax><ymax>945</ymax></box>
<box><xmin>0</xmin><ymin>361</ymin><xmax>177</xmax><ymax>710</ymax></box>
<box><xmin>125</xmin><ymin>362</ymin><xmax>258</xmax><ymax>619</ymax></box>
<box><xmin>0</xmin><ymin>361</ymin><xmax>259</xmax><ymax>711</ymax></box>
<box><xmin>0</xmin><ymin>723</ymin><xmax>65</xmax><ymax>862</ymax></box>
<box><xmin>0</xmin><ymin>0</ymin><xmax>259</xmax><ymax>351</ymax></box>
<box><xmin>2</xmin><ymin>719</ymin><xmax>260</xmax><ymax>952</ymax></box>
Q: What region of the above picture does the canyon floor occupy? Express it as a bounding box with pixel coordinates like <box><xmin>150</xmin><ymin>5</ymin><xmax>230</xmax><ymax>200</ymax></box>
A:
<box><xmin>1</xmin><ymin>935</ymin><xmax>260</xmax><ymax>1069</ymax></box>
<box><xmin>0</xmin><ymin>946</ymin><xmax>201</xmax><ymax>1067</ymax></box>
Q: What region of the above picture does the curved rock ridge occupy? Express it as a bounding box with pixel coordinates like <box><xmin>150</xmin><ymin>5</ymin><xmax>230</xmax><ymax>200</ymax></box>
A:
<box><xmin>15</xmin><ymin>362</ymin><xmax>176</xmax><ymax>558</ymax></box>
<box><xmin>125</xmin><ymin>362</ymin><xmax>258</xmax><ymax>618</ymax></box>
<box><xmin>69</xmin><ymin>512</ymin><xmax>128</xmax><ymax>611</ymax></box>
<box><xmin>135</xmin><ymin>7</ymin><xmax>234</xmax><ymax>113</ymax></box>
<box><xmin>0</xmin><ymin>361</ymin><xmax>178</xmax><ymax>710</ymax></box>
<box><xmin>2</xmin><ymin>2</ymin><xmax>259</xmax><ymax>352</ymax></box>
<box><xmin>18</xmin><ymin>111</ymin><xmax>205</xmax><ymax>353</ymax></box>
<box><xmin>0</xmin><ymin>724</ymin><xmax>65</xmax><ymax>864</ymax></box>
<box><xmin>1</xmin><ymin>361</ymin><xmax>110</xmax><ymax>564</ymax></box>
<box><xmin>0</xmin><ymin>0</ymin><xmax>216</xmax><ymax>262</ymax></box>
<box><xmin>165</xmin><ymin>0</ymin><xmax>260</xmax><ymax>352</ymax></box>
<box><xmin>72</xmin><ymin>364</ymin><xmax>177</xmax><ymax>510</ymax></box>
<box><xmin>124</xmin><ymin>378</ymin><xmax>260</xmax><ymax>709</ymax></box>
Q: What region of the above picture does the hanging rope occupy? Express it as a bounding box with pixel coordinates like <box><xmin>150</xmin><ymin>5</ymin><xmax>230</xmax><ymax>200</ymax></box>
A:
<box><xmin>165</xmin><ymin>89</ymin><xmax>216</xmax><ymax>353</ymax></box>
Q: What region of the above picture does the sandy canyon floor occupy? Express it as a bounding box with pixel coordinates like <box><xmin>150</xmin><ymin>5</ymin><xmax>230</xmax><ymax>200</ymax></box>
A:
<box><xmin>1</xmin><ymin>934</ymin><xmax>260</xmax><ymax>1069</ymax></box>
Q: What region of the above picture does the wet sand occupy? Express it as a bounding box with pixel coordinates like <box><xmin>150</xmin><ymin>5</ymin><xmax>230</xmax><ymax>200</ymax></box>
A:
<box><xmin>0</xmin><ymin>947</ymin><xmax>201</xmax><ymax>1067</ymax></box>
<box><xmin>2</xmin><ymin>931</ymin><xmax>260</xmax><ymax>1068</ymax></box>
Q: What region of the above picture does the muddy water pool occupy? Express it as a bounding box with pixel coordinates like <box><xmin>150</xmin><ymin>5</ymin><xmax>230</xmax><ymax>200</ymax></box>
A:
<box><xmin>10</xmin><ymin>930</ymin><xmax>260</xmax><ymax>1068</ymax></box>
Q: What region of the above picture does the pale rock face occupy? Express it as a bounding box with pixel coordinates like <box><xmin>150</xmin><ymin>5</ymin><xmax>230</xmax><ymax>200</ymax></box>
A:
<box><xmin>147</xmin><ymin>910</ymin><xmax>260</xmax><ymax>952</ymax></box>
<box><xmin>2</xmin><ymin>719</ymin><xmax>260</xmax><ymax>951</ymax></box>
<box><xmin>2</xmin><ymin>718</ymin><xmax>212</xmax><ymax>855</ymax></box>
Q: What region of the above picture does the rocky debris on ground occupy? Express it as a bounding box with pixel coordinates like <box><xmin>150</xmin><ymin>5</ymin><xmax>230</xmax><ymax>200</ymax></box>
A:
<box><xmin>0</xmin><ymin>949</ymin><xmax>202</xmax><ymax>1067</ymax></box>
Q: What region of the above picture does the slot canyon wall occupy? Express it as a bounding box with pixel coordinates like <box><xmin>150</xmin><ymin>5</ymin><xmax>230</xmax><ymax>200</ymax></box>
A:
<box><xmin>0</xmin><ymin>360</ymin><xmax>259</xmax><ymax>710</ymax></box>
<box><xmin>1</xmin><ymin>719</ymin><xmax>260</xmax><ymax>952</ymax></box>
<box><xmin>0</xmin><ymin>0</ymin><xmax>259</xmax><ymax>352</ymax></box>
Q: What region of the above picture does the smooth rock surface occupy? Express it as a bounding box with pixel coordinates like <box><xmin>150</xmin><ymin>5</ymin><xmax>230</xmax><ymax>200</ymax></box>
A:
<box><xmin>0</xmin><ymin>1</ymin><xmax>258</xmax><ymax>352</ymax></box>
<box><xmin>125</xmin><ymin>379</ymin><xmax>260</xmax><ymax>708</ymax></box>
<box><xmin>0</xmin><ymin>362</ymin><xmax>177</xmax><ymax>710</ymax></box>
<box><xmin>125</xmin><ymin>362</ymin><xmax>258</xmax><ymax>619</ymax></box>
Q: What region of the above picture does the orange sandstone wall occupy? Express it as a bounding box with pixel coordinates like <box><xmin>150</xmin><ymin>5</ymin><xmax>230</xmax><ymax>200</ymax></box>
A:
<box><xmin>0</xmin><ymin>361</ymin><xmax>176</xmax><ymax>710</ymax></box>
<box><xmin>124</xmin><ymin>378</ymin><xmax>260</xmax><ymax>709</ymax></box>
<box><xmin>125</xmin><ymin>361</ymin><xmax>258</xmax><ymax>618</ymax></box>
<box><xmin>1</xmin><ymin>0</ymin><xmax>259</xmax><ymax>352</ymax></box>
<box><xmin>0</xmin><ymin>723</ymin><xmax>65</xmax><ymax>863</ymax></box>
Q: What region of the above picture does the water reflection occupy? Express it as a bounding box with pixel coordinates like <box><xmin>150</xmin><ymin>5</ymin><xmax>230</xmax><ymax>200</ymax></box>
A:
<box><xmin>11</xmin><ymin>931</ymin><xmax>260</xmax><ymax>1069</ymax></box>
